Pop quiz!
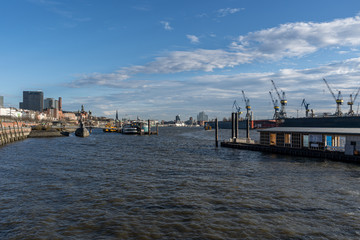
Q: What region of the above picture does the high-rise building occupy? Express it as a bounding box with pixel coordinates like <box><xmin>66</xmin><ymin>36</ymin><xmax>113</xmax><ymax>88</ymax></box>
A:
<box><xmin>20</xmin><ymin>91</ymin><xmax>44</xmax><ymax>111</ymax></box>
<box><xmin>58</xmin><ymin>97</ymin><xmax>62</xmax><ymax>111</ymax></box>
<box><xmin>0</xmin><ymin>96</ymin><xmax>3</xmax><ymax>107</ymax></box>
<box><xmin>197</xmin><ymin>111</ymin><xmax>208</xmax><ymax>121</ymax></box>
<box><xmin>44</xmin><ymin>98</ymin><xmax>55</xmax><ymax>109</ymax></box>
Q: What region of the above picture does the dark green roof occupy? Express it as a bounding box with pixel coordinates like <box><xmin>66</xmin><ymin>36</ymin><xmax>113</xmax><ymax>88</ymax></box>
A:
<box><xmin>258</xmin><ymin>127</ymin><xmax>360</xmax><ymax>135</ymax></box>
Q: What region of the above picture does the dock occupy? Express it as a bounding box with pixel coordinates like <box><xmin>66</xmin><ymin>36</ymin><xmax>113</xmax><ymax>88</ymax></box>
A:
<box><xmin>217</xmin><ymin>113</ymin><xmax>360</xmax><ymax>163</ymax></box>
<box><xmin>221</xmin><ymin>141</ymin><xmax>360</xmax><ymax>163</ymax></box>
<box><xmin>0</xmin><ymin>121</ymin><xmax>31</xmax><ymax>146</ymax></box>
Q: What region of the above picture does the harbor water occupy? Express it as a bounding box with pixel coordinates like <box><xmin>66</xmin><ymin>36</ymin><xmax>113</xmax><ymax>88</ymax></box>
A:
<box><xmin>1</xmin><ymin>127</ymin><xmax>360</xmax><ymax>239</ymax></box>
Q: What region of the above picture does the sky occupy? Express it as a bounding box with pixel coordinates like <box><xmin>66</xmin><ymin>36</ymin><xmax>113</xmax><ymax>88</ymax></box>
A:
<box><xmin>2</xmin><ymin>0</ymin><xmax>360</xmax><ymax>120</ymax></box>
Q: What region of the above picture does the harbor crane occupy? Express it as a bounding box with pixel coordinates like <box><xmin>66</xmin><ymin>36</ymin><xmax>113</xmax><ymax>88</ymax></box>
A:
<box><xmin>347</xmin><ymin>87</ymin><xmax>360</xmax><ymax>115</ymax></box>
<box><xmin>232</xmin><ymin>100</ymin><xmax>243</xmax><ymax>117</ymax></box>
<box><xmin>271</xmin><ymin>80</ymin><xmax>287</xmax><ymax>118</ymax></box>
<box><xmin>269</xmin><ymin>91</ymin><xmax>280</xmax><ymax>119</ymax></box>
<box><xmin>322</xmin><ymin>78</ymin><xmax>343</xmax><ymax>116</ymax></box>
<box><xmin>301</xmin><ymin>99</ymin><xmax>311</xmax><ymax>117</ymax></box>
<box><xmin>242</xmin><ymin>90</ymin><xmax>251</xmax><ymax>119</ymax></box>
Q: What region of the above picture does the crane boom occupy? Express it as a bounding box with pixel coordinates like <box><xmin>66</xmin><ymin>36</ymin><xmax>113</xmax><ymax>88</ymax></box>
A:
<box><xmin>354</xmin><ymin>87</ymin><xmax>360</xmax><ymax>103</ymax></box>
<box><xmin>322</xmin><ymin>78</ymin><xmax>343</xmax><ymax>116</ymax></box>
<box><xmin>241</xmin><ymin>90</ymin><xmax>250</xmax><ymax>106</ymax></box>
<box><xmin>270</xmin><ymin>80</ymin><xmax>287</xmax><ymax>118</ymax></box>
<box><xmin>322</xmin><ymin>78</ymin><xmax>336</xmax><ymax>101</ymax></box>
<box><xmin>232</xmin><ymin>100</ymin><xmax>242</xmax><ymax>117</ymax></box>
<box><xmin>269</xmin><ymin>91</ymin><xmax>276</xmax><ymax>106</ymax></box>
<box><xmin>269</xmin><ymin>91</ymin><xmax>280</xmax><ymax>119</ymax></box>
<box><xmin>242</xmin><ymin>90</ymin><xmax>251</xmax><ymax>118</ymax></box>
<box><xmin>232</xmin><ymin>100</ymin><xmax>241</xmax><ymax>112</ymax></box>
<box><xmin>271</xmin><ymin>80</ymin><xmax>282</xmax><ymax>101</ymax></box>
<box><xmin>301</xmin><ymin>99</ymin><xmax>310</xmax><ymax>117</ymax></box>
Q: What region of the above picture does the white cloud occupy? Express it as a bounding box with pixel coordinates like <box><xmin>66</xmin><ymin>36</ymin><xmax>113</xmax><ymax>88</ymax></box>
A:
<box><xmin>71</xmin><ymin>57</ymin><xmax>360</xmax><ymax>119</ymax></box>
<box><xmin>69</xmin><ymin>71</ymin><xmax>131</xmax><ymax>87</ymax></box>
<box><xmin>231</xmin><ymin>16</ymin><xmax>360</xmax><ymax>59</ymax></box>
<box><xmin>217</xmin><ymin>8</ymin><xmax>242</xmax><ymax>17</ymax></box>
<box><xmin>186</xmin><ymin>34</ymin><xmax>200</xmax><ymax>44</ymax></box>
<box><xmin>124</xmin><ymin>49</ymin><xmax>251</xmax><ymax>74</ymax></box>
<box><xmin>160</xmin><ymin>21</ymin><xmax>173</xmax><ymax>31</ymax></box>
<box><xmin>70</xmin><ymin>16</ymin><xmax>360</xmax><ymax>101</ymax></box>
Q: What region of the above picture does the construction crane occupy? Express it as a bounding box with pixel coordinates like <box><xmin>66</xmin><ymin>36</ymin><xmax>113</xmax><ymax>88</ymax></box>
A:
<box><xmin>232</xmin><ymin>100</ymin><xmax>243</xmax><ymax>117</ymax></box>
<box><xmin>269</xmin><ymin>91</ymin><xmax>280</xmax><ymax>119</ymax></box>
<box><xmin>242</xmin><ymin>90</ymin><xmax>251</xmax><ymax>119</ymax></box>
<box><xmin>347</xmin><ymin>87</ymin><xmax>360</xmax><ymax>115</ymax></box>
<box><xmin>271</xmin><ymin>80</ymin><xmax>287</xmax><ymax>118</ymax></box>
<box><xmin>322</xmin><ymin>78</ymin><xmax>343</xmax><ymax>116</ymax></box>
<box><xmin>301</xmin><ymin>99</ymin><xmax>310</xmax><ymax>117</ymax></box>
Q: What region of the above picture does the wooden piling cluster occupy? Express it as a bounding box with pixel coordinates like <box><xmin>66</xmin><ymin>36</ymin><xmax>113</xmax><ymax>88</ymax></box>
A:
<box><xmin>0</xmin><ymin>121</ymin><xmax>31</xmax><ymax>146</ymax></box>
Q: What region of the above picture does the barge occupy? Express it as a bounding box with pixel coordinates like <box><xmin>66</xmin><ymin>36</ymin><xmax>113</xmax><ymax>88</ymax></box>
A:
<box><xmin>221</xmin><ymin>127</ymin><xmax>360</xmax><ymax>163</ymax></box>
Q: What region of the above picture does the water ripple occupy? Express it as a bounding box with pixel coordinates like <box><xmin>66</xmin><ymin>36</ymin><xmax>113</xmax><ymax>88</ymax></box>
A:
<box><xmin>0</xmin><ymin>127</ymin><xmax>359</xmax><ymax>239</ymax></box>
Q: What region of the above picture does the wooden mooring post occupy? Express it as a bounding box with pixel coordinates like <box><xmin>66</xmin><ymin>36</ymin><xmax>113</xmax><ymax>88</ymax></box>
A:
<box><xmin>8</xmin><ymin>126</ymin><xmax>13</xmax><ymax>142</ymax></box>
<box><xmin>148</xmin><ymin>119</ymin><xmax>151</xmax><ymax>135</ymax></box>
<box><xmin>215</xmin><ymin>118</ymin><xmax>219</xmax><ymax>147</ymax></box>
<box><xmin>246</xmin><ymin>117</ymin><xmax>250</xmax><ymax>140</ymax></box>
<box><xmin>235</xmin><ymin>112</ymin><xmax>239</xmax><ymax>139</ymax></box>
<box><xmin>0</xmin><ymin>121</ymin><xmax>4</xmax><ymax>146</ymax></box>
<box><xmin>1</xmin><ymin>121</ymin><xmax>8</xmax><ymax>144</ymax></box>
<box><xmin>231</xmin><ymin>112</ymin><xmax>235</xmax><ymax>139</ymax></box>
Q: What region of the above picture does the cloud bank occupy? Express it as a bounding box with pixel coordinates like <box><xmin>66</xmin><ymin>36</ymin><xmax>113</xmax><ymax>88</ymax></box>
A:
<box><xmin>231</xmin><ymin>16</ymin><xmax>360</xmax><ymax>59</ymax></box>
<box><xmin>71</xmin><ymin>16</ymin><xmax>360</xmax><ymax>88</ymax></box>
<box><xmin>69</xmin><ymin>57</ymin><xmax>360</xmax><ymax>119</ymax></box>
<box><xmin>67</xmin><ymin>15</ymin><xmax>360</xmax><ymax>118</ymax></box>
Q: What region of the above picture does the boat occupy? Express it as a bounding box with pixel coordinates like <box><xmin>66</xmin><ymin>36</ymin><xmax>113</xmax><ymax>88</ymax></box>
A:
<box><xmin>103</xmin><ymin>123</ymin><xmax>118</xmax><ymax>132</ymax></box>
<box><xmin>204</xmin><ymin>123</ymin><xmax>212</xmax><ymax>130</ymax></box>
<box><xmin>279</xmin><ymin>115</ymin><xmax>360</xmax><ymax>128</ymax></box>
<box><xmin>122</xmin><ymin>124</ymin><xmax>139</xmax><ymax>134</ymax></box>
<box><xmin>206</xmin><ymin>119</ymin><xmax>278</xmax><ymax>129</ymax></box>
<box><xmin>103</xmin><ymin>126</ymin><xmax>117</xmax><ymax>132</ymax></box>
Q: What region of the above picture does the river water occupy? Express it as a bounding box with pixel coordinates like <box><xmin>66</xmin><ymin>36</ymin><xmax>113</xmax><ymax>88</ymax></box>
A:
<box><xmin>0</xmin><ymin>127</ymin><xmax>359</xmax><ymax>239</ymax></box>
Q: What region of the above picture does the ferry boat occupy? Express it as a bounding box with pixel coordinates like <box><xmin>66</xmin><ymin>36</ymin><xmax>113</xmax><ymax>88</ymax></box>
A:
<box><xmin>122</xmin><ymin>124</ymin><xmax>139</xmax><ymax>134</ymax></box>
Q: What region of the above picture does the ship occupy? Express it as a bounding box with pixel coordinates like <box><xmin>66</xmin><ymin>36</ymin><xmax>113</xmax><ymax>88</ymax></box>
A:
<box><xmin>207</xmin><ymin>115</ymin><xmax>360</xmax><ymax>129</ymax></box>
<box><xmin>206</xmin><ymin>119</ymin><xmax>279</xmax><ymax>129</ymax></box>
<box><xmin>278</xmin><ymin>115</ymin><xmax>360</xmax><ymax>128</ymax></box>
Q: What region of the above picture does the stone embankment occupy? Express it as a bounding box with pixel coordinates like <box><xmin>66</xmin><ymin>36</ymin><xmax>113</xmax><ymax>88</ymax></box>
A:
<box><xmin>0</xmin><ymin>121</ymin><xmax>31</xmax><ymax>146</ymax></box>
<box><xmin>28</xmin><ymin>129</ymin><xmax>67</xmax><ymax>138</ymax></box>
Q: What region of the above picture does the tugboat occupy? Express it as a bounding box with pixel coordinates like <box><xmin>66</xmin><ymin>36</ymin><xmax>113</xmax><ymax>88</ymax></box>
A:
<box><xmin>103</xmin><ymin>123</ymin><xmax>118</xmax><ymax>132</ymax></box>
<box><xmin>204</xmin><ymin>123</ymin><xmax>212</xmax><ymax>131</ymax></box>
<box><xmin>75</xmin><ymin>120</ymin><xmax>90</xmax><ymax>137</ymax></box>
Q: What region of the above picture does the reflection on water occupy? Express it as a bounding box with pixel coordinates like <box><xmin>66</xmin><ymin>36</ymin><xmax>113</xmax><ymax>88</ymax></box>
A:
<box><xmin>1</xmin><ymin>127</ymin><xmax>360</xmax><ymax>239</ymax></box>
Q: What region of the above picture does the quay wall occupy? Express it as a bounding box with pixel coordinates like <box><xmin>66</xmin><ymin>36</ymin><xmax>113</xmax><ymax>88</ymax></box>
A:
<box><xmin>0</xmin><ymin>121</ymin><xmax>31</xmax><ymax>146</ymax></box>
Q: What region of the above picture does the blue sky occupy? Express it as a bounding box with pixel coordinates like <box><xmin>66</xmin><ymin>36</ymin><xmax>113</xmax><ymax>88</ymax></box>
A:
<box><xmin>2</xmin><ymin>0</ymin><xmax>360</xmax><ymax>120</ymax></box>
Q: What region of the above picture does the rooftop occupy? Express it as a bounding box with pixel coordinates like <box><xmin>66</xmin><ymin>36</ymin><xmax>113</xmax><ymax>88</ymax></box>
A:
<box><xmin>258</xmin><ymin>127</ymin><xmax>360</xmax><ymax>135</ymax></box>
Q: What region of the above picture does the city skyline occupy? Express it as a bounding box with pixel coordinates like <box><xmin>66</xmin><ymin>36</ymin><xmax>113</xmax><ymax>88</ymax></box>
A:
<box><xmin>2</xmin><ymin>1</ymin><xmax>360</xmax><ymax>120</ymax></box>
